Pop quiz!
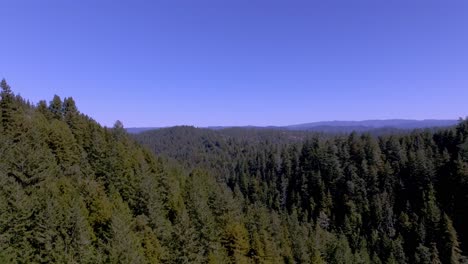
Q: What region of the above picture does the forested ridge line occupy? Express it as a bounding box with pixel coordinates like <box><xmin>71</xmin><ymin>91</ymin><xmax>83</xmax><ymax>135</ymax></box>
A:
<box><xmin>1</xmin><ymin>78</ymin><xmax>468</xmax><ymax>263</ymax></box>
<box><xmin>135</xmin><ymin>116</ymin><xmax>468</xmax><ymax>264</ymax></box>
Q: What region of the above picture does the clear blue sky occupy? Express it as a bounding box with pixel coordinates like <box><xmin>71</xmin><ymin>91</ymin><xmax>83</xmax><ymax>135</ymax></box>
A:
<box><xmin>1</xmin><ymin>0</ymin><xmax>467</xmax><ymax>127</ymax></box>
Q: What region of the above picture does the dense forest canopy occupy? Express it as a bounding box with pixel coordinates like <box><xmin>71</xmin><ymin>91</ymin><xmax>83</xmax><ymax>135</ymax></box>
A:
<box><xmin>1</xmin><ymin>79</ymin><xmax>468</xmax><ymax>263</ymax></box>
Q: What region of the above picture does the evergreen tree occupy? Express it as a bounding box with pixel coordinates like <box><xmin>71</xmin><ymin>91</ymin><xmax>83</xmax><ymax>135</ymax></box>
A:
<box><xmin>0</xmin><ymin>79</ymin><xmax>15</xmax><ymax>131</ymax></box>
<box><xmin>440</xmin><ymin>213</ymin><xmax>462</xmax><ymax>264</ymax></box>
<box><xmin>49</xmin><ymin>94</ymin><xmax>63</xmax><ymax>119</ymax></box>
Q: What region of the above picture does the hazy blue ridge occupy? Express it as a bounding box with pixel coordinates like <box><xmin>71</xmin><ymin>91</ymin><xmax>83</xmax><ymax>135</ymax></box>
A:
<box><xmin>126</xmin><ymin>119</ymin><xmax>459</xmax><ymax>134</ymax></box>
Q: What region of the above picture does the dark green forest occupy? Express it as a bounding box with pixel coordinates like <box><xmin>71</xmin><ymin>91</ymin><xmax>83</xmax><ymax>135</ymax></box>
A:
<box><xmin>1</xmin><ymin>79</ymin><xmax>468</xmax><ymax>263</ymax></box>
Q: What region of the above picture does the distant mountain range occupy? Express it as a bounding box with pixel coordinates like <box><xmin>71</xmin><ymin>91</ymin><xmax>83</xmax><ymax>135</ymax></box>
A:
<box><xmin>126</xmin><ymin>119</ymin><xmax>460</xmax><ymax>134</ymax></box>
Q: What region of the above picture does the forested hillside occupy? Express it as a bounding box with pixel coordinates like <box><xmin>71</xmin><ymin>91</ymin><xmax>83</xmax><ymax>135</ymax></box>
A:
<box><xmin>1</xmin><ymin>79</ymin><xmax>468</xmax><ymax>263</ymax></box>
<box><xmin>135</xmin><ymin>122</ymin><xmax>468</xmax><ymax>263</ymax></box>
<box><xmin>0</xmin><ymin>80</ymin><xmax>315</xmax><ymax>264</ymax></box>
<box><xmin>126</xmin><ymin>120</ymin><xmax>457</xmax><ymax>135</ymax></box>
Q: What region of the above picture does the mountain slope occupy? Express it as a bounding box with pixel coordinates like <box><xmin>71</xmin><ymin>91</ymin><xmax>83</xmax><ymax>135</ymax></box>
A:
<box><xmin>0</xmin><ymin>82</ymin><xmax>287</xmax><ymax>263</ymax></box>
<box><xmin>135</xmin><ymin>119</ymin><xmax>468</xmax><ymax>263</ymax></box>
<box><xmin>2</xmin><ymin>79</ymin><xmax>468</xmax><ymax>263</ymax></box>
<box><xmin>287</xmin><ymin>119</ymin><xmax>459</xmax><ymax>130</ymax></box>
<box><xmin>0</xmin><ymin>80</ymin><xmax>372</xmax><ymax>263</ymax></box>
<box><xmin>128</xmin><ymin>119</ymin><xmax>459</xmax><ymax>134</ymax></box>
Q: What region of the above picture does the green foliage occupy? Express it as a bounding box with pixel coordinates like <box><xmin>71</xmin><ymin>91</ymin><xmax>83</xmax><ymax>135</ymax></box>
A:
<box><xmin>1</xmin><ymin>81</ymin><xmax>468</xmax><ymax>263</ymax></box>
<box><xmin>135</xmin><ymin>119</ymin><xmax>468</xmax><ymax>263</ymax></box>
<box><xmin>440</xmin><ymin>213</ymin><xmax>462</xmax><ymax>264</ymax></box>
